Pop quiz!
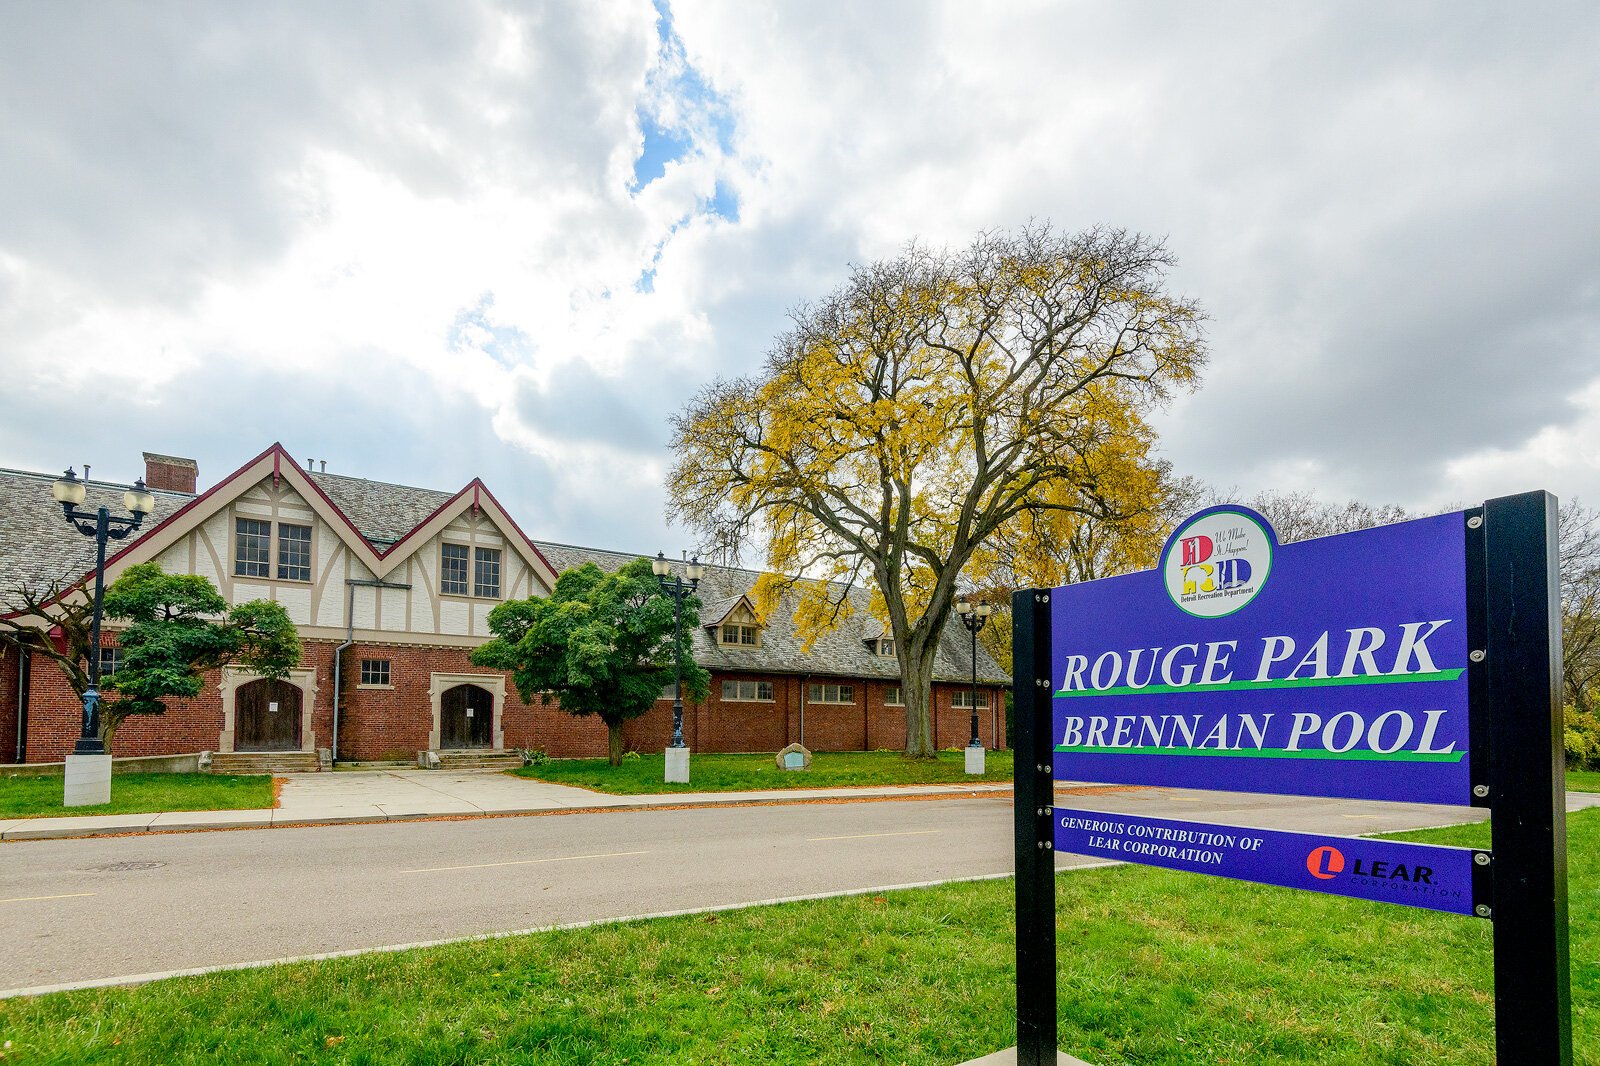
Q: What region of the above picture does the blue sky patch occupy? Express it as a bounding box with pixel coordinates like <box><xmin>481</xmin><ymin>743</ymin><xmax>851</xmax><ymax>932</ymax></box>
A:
<box><xmin>448</xmin><ymin>293</ymin><xmax>533</xmax><ymax>368</ymax></box>
<box><xmin>629</xmin><ymin>0</ymin><xmax>737</xmax><ymax>195</ymax></box>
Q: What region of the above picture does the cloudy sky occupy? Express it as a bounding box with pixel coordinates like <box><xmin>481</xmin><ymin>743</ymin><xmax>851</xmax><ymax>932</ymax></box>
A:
<box><xmin>2</xmin><ymin>1</ymin><xmax>1596</xmax><ymax>559</ymax></box>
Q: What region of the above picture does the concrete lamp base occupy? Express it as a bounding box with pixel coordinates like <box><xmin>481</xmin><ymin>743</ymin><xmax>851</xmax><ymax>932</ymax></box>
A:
<box><xmin>965</xmin><ymin>744</ymin><xmax>986</xmax><ymax>775</ymax></box>
<box><xmin>64</xmin><ymin>753</ymin><xmax>113</xmax><ymax>807</ymax></box>
<box><xmin>665</xmin><ymin>746</ymin><xmax>691</xmax><ymax>784</ymax></box>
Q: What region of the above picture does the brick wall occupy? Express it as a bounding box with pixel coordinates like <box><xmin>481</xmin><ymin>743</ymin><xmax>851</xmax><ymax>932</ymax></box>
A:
<box><xmin>0</xmin><ymin>644</ymin><xmax>20</xmax><ymax>763</ymax></box>
<box><xmin>10</xmin><ymin>633</ymin><xmax>1007</xmax><ymax>762</ymax></box>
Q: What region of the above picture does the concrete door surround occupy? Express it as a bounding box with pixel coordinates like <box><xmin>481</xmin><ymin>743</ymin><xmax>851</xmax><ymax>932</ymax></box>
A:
<box><xmin>217</xmin><ymin>666</ymin><xmax>319</xmax><ymax>753</ymax></box>
<box><xmin>428</xmin><ymin>672</ymin><xmax>505</xmax><ymax>751</ymax></box>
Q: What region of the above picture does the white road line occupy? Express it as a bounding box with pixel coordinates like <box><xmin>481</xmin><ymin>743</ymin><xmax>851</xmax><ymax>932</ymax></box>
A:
<box><xmin>401</xmin><ymin>849</ymin><xmax>648</xmax><ymax>874</ymax></box>
<box><xmin>0</xmin><ymin>892</ymin><xmax>96</xmax><ymax>905</ymax></box>
<box><xmin>807</xmin><ymin>829</ymin><xmax>940</xmax><ymax>842</ymax></box>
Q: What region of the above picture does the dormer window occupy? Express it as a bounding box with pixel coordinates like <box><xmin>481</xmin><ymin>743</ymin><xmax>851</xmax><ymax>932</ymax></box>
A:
<box><xmin>714</xmin><ymin>600</ymin><xmax>763</xmax><ymax>647</ymax></box>
<box><xmin>876</xmin><ymin>637</ymin><xmax>896</xmax><ymax>657</ymax></box>
<box><xmin>721</xmin><ymin>623</ymin><xmax>759</xmax><ymax>646</ymax></box>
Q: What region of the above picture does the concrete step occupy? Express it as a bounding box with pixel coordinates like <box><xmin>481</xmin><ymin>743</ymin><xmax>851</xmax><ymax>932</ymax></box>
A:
<box><xmin>434</xmin><ymin>750</ymin><xmax>523</xmax><ymax>771</ymax></box>
<box><xmin>209</xmin><ymin>751</ymin><xmax>321</xmax><ymax>775</ymax></box>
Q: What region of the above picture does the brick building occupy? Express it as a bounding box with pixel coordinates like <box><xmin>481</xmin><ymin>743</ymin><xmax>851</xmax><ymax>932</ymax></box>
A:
<box><xmin>0</xmin><ymin>444</ymin><xmax>1009</xmax><ymax>768</ymax></box>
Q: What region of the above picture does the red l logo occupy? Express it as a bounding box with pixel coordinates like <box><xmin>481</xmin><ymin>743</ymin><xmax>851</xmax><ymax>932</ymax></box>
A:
<box><xmin>1307</xmin><ymin>846</ymin><xmax>1345</xmax><ymax>880</ymax></box>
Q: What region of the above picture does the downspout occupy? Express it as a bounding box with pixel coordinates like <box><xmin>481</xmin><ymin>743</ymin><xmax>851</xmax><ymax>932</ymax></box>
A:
<box><xmin>799</xmin><ymin>675</ymin><xmax>807</xmax><ymax>748</ymax></box>
<box><xmin>14</xmin><ymin>644</ymin><xmax>29</xmax><ymax>764</ymax></box>
<box><xmin>333</xmin><ymin>577</ymin><xmax>412</xmax><ymax>765</ymax></box>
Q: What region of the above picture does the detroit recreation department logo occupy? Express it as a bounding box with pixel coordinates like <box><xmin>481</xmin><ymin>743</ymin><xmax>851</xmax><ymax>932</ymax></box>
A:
<box><xmin>1162</xmin><ymin>506</ymin><xmax>1275</xmax><ymax>619</ymax></box>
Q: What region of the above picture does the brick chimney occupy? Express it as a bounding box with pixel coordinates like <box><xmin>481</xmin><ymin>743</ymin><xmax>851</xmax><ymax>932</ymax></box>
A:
<box><xmin>142</xmin><ymin>452</ymin><xmax>198</xmax><ymax>494</ymax></box>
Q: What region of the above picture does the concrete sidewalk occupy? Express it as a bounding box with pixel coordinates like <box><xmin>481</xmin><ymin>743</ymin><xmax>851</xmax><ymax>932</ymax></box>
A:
<box><xmin>0</xmin><ymin>769</ymin><xmax>1018</xmax><ymax>841</ymax></box>
<box><xmin>5</xmin><ymin>772</ymin><xmax>1596</xmax><ymax>843</ymax></box>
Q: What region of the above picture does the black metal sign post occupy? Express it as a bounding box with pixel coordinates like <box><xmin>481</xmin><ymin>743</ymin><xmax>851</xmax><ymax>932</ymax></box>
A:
<box><xmin>1008</xmin><ymin>492</ymin><xmax>1572</xmax><ymax>1064</ymax></box>
<box><xmin>1012</xmin><ymin>588</ymin><xmax>1057</xmax><ymax>1065</ymax></box>
<box><xmin>1484</xmin><ymin>491</ymin><xmax>1571</xmax><ymax>1064</ymax></box>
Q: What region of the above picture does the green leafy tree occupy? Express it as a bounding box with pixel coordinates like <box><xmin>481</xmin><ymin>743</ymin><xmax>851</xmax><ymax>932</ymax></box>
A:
<box><xmin>0</xmin><ymin>562</ymin><xmax>301</xmax><ymax>750</ymax></box>
<box><xmin>471</xmin><ymin>558</ymin><xmax>710</xmax><ymax>766</ymax></box>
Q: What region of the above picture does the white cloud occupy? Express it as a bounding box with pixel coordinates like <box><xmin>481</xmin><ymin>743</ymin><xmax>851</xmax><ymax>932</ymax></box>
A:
<box><xmin>1</xmin><ymin>0</ymin><xmax>1597</xmax><ymax>555</ymax></box>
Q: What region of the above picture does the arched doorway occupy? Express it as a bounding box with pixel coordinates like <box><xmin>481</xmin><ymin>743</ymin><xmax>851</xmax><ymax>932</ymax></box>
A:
<box><xmin>236</xmin><ymin>678</ymin><xmax>304</xmax><ymax>752</ymax></box>
<box><xmin>440</xmin><ymin>684</ymin><xmax>493</xmax><ymax>748</ymax></box>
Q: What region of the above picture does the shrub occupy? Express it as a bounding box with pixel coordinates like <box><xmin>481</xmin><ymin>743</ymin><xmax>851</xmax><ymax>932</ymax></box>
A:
<box><xmin>1565</xmin><ymin>708</ymin><xmax>1600</xmax><ymax>770</ymax></box>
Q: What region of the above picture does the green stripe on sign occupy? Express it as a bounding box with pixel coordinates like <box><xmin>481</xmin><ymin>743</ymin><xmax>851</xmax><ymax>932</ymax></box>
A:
<box><xmin>1052</xmin><ymin>744</ymin><xmax>1466</xmax><ymax>763</ymax></box>
<box><xmin>1055</xmin><ymin>668</ymin><xmax>1463</xmax><ymax>699</ymax></box>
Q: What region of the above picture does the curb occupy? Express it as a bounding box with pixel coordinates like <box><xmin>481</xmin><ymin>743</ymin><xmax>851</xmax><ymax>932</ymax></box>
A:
<box><xmin>0</xmin><ymin>784</ymin><xmax>1022</xmax><ymax>842</ymax></box>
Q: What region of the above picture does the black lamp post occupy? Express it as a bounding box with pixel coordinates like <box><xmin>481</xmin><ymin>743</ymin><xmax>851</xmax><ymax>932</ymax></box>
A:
<box><xmin>955</xmin><ymin>597</ymin><xmax>993</xmax><ymax>749</ymax></box>
<box><xmin>652</xmin><ymin>551</ymin><xmax>704</xmax><ymax>750</ymax></box>
<box><xmin>51</xmin><ymin>467</ymin><xmax>155</xmax><ymax>755</ymax></box>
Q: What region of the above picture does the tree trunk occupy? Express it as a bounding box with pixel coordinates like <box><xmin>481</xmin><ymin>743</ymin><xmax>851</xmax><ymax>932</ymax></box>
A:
<box><xmin>901</xmin><ymin>641</ymin><xmax>938</xmax><ymax>758</ymax></box>
<box><xmin>607</xmin><ymin>720</ymin><xmax>625</xmax><ymax>767</ymax></box>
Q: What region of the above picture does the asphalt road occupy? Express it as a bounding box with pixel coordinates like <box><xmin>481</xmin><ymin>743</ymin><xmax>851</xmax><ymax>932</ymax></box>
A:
<box><xmin>0</xmin><ymin>788</ymin><xmax>1492</xmax><ymax>994</ymax></box>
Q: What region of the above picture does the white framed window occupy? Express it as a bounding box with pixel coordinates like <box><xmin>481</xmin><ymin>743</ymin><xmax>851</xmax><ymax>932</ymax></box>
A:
<box><xmin>807</xmin><ymin>683</ymin><xmax>854</xmax><ymax>704</ymax></box>
<box><xmin>721</xmin><ymin>679</ymin><xmax>774</xmax><ymax>701</ymax></box>
<box><xmin>952</xmin><ymin>690</ymin><xmax>990</xmax><ymax>709</ymax></box>
<box><xmin>234</xmin><ymin>517</ymin><xmax>271</xmax><ymax>577</ymax></box>
<box><xmin>877</xmin><ymin>638</ymin><xmax>896</xmax><ymax>657</ymax></box>
<box><xmin>359</xmin><ymin>659</ymin><xmax>391</xmax><ymax>686</ymax></box>
<box><xmin>884</xmin><ymin>685</ymin><xmax>903</xmax><ymax>706</ymax></box>
<box><xmin>474</xmin><ymin>547</ymin><xmax>501</xmax><ymax>598</ymax></box>
<box><xmin>440</xmin><ymin>543</ymin><xmax>470</xmax><ymax>596</ymax></box>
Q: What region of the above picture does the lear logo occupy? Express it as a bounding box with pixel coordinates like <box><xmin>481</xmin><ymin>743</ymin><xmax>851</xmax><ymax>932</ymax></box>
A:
<box><xmin>1307</xmin><ymin>846</ymin><xmax>1345</xmax><ymax>880</ymax></box>
<box><xmin>1162</xmin><ymin>507</ymin><xmax>1275</xmax><ymax>619</ymax></box>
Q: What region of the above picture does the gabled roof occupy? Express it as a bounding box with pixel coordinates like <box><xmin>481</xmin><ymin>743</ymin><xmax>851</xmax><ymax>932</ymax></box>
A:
<box><xmin>1</xmin><ymin>448</ymin><xmax>1011</xmax><ymax>687</ymax></box>
<box><xmin>532</xmin><ymin>541</ymin><xmax>1010</xmax><ymax>686</ymax></box>
<box><xmin>0</xmin><ymin>444</ymin><xmax>558</xmax><ymax>611</ymax></box>
<box><xmin>305</xmin><ymin>470</ymin><xmax>453</xmax><ymax>545</ymax></box>
<box><xmin>699</xmin><ymin>592</ymin><xmax>760</xmax><ymax>629</ymax></box>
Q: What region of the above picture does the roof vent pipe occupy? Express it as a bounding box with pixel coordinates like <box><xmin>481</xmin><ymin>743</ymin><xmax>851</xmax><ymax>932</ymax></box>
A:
<box><xmin>305</xmin><ymin>458</ymin><xmax>314</xmax><ymax>471</ymax></box>
<box><xmin>320</xmin><ymin>461</ymin><xmax>327</xmax><ymax>473</ymax></box>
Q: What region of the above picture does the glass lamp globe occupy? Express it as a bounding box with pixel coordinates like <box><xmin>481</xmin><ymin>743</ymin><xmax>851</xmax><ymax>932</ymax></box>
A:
<box><xmin>52</xmin><ymin>468</ymin><xmax>87</xmax><ymax>506</ymax></box>
<box><xmin>124</xmin><ymin>479</ymin><xmax>156</xmax><ymax>517</ymax></box>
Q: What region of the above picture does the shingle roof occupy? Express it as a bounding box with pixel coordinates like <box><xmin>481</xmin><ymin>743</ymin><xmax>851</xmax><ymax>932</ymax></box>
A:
<box><xmin>304</xmin><ymin>470</ymin><xmax>455</xmax><ymax>546</ymax></box>
<box><xmin>533</xmin><ymin>541</ymin><xmax>1011</xmax><ymax>686</ymax></box>
<box><xmin>0</xmin><ymin>468</ymin><xmax>195</xmax><ymax>600</ymax></box>
<box><xmin>0</xmin><ymin>459</ymin><xmax>1012</xmax><ymax>687</ymax></box>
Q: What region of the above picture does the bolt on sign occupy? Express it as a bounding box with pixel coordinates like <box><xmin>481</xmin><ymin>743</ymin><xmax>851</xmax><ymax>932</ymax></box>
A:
<box><xmin>1009</xmin><ymin>492</ymin><xmax>1571</xmax><ymax>1066</ymax></box>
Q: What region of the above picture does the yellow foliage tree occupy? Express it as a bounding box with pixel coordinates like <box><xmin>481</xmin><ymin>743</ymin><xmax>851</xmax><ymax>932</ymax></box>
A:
<box><xmin>667</xmin><ymin>224</ymin><xmax>1206</xmax><ymax>756</ymax></box>
<box><xmin>968</xmin><ymin>469</ymin><xmax>1205</xmax><ymax>677</ymax></box>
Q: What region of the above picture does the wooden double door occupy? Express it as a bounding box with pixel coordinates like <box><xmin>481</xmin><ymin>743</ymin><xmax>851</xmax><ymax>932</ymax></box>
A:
<box><xmin>440</xmin><ymin>684</ymin><xmax>493</xmax><ymax>748</ymax></box>
<box><xmin>236</xmin><ymin>678</ymin><xmax>303</xmax><ymax>752</ymax></box>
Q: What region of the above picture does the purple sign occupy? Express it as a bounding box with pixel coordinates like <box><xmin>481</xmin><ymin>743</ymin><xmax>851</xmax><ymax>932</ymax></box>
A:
<box><xmin>1055</xmin><ymin>809</ymin><xmax>1482</xmax><ymax>916</ymax></box>
<box><xmin>1051</xmin><ymin>508</ymin><xmax>1471</xmax><ymax>805</ymax></box>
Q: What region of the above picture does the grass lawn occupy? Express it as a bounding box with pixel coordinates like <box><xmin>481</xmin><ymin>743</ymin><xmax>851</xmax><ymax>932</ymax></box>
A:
<box><xmin>2</xmin><ymin>809</ymin><xmax>1592</xmax><ymax>1064</ymax></box>
<box><xmin>0</xmin><ymin>773</ymin><xmax>273</xmax><ymax>819</ymax></box>
<box><xmin>511</xmin><ymin>748</ymin><xmax>1015</xmax><ymax>793</ymax></box>
<box><xmin>1571</xmin><ymin>768</ymin><xmax>1600</xmax><ymax>793</ymax></box>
